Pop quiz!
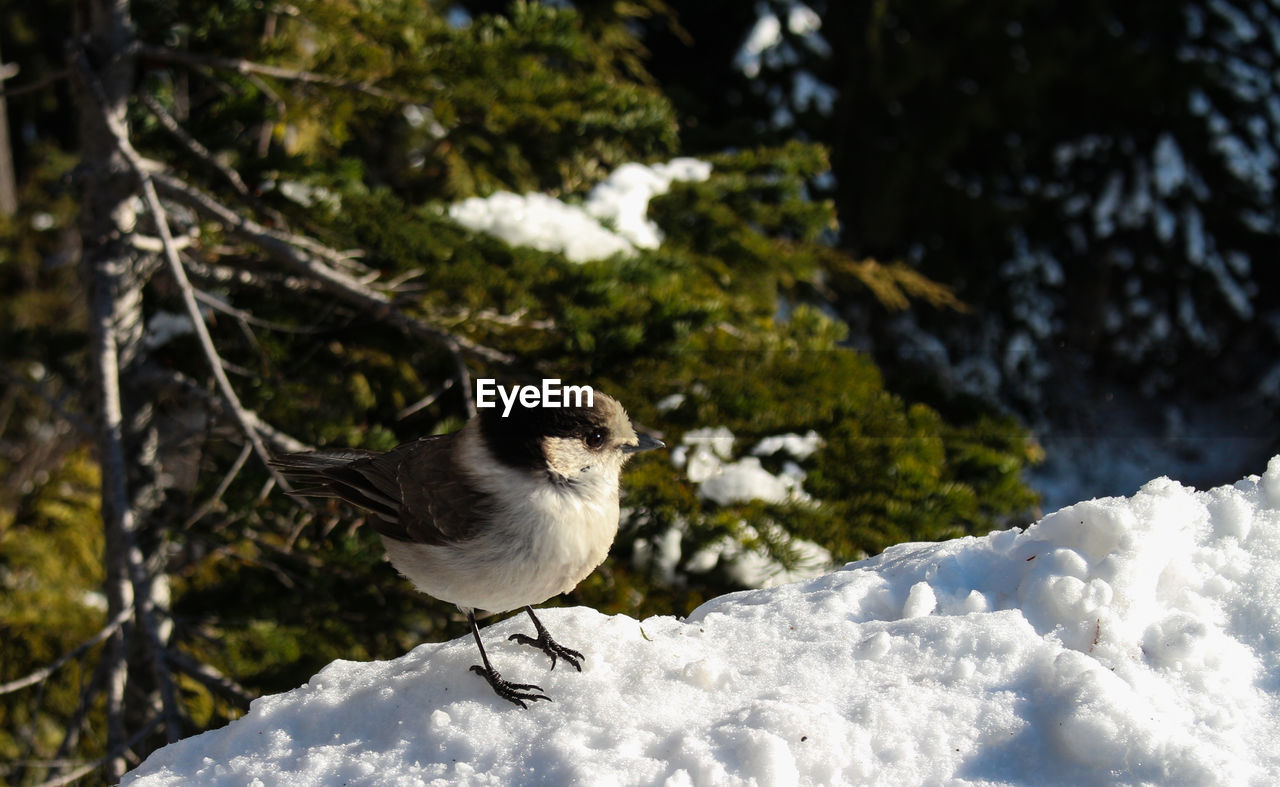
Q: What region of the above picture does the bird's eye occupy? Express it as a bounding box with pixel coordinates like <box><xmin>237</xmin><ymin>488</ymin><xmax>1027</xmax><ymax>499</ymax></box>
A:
<box><xmin>585</xmin><ymin>428</ymin><xmax>608</xmax><ymax>449</ymax></box>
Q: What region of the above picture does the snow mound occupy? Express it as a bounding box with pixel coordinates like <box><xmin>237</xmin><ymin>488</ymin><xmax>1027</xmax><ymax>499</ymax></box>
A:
<box><xmin>125</xmin><ymin>457</ymin><xmax>1280</xmax><ymax>785</ymax></box>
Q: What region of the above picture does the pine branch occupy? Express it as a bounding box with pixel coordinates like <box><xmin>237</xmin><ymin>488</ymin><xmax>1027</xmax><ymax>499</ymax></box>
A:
<box><xmin>134</xmin><ymin>43</ymin><xmax>408</xmax><ymax>102</ymax></box>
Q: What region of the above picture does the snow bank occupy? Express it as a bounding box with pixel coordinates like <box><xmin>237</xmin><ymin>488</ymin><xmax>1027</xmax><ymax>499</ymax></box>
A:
<box><xmin>125</xmin><ymin>457</ymin><xmax>1280</xmax><ymax>785</ymax></box>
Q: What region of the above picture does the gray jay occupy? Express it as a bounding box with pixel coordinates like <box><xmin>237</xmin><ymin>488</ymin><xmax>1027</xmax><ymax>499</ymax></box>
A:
<box><xmin>271</xmin><ymin>392</ymin><xmax>662</xmax><ymax>707</ymax></box>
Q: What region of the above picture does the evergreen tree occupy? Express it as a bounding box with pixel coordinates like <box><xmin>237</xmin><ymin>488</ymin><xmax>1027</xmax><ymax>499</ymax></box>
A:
<box><xmin>644</xmin><ymin>0</ymin><xmax>1280</xmax><ymax>437</ymax></box>
<box><xmin>1</xmin><ymin>1</ymin><xmax>1038</xmax><ymax>780</ymax></box>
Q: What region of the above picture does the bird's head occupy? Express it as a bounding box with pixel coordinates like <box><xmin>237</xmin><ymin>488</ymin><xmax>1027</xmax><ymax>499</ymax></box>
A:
<box><xmin>479</xmin><ymin>390</ymin><xmax>663</xmax><ymax>485</ymax></box>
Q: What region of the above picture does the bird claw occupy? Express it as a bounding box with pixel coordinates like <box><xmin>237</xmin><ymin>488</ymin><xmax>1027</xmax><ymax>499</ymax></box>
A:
<box><xmin>469</xmin><ymin>664</ymin><xmax>551</xmax><ymax>708</ymax></box>
<box><xmin>508</xmin><ymin>631</ymin><xmax>585</xmax><ymax>672</ymax></box>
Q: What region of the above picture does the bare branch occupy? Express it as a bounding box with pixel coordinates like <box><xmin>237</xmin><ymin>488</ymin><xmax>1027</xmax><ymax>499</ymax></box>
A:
<box><xmin>50</xmin><ymin>653</ymin><xmax>109</xmax><ymax>777</ymax></box>
<box><xmin>244</xmin><ymin>73</ymin><xmax>285</xmax><ymax>158</ymax></box>
<box><xmin>397</xmin><ymin>378</ymin><xmax>454</xmax><ymax>421</ymax></box>
<box><xmin>0</xmin><ymin>608</ymin><xmax>132</xmax><ymax>695</ymax></box>
<box><xmin>150</xmin><ymin>367</ymin><xmax>312</xmax><ymax>454</ymax></box>
<box><xmin>139</xmin><ymin>92</ymin><xmax>251</xmax><ymax>197</ymax></box>
<box><xmin>184</xmin><ymin>442</ymin><xmax>253</xmax><ymax>527</ymax></box>
<box><xmin>193</xmin><ymin>287</ymin><xmax>325</xmax><ymax>334</ymax></box>
<box><xmin>184</xmin><ymin>256</ymin><xmax>325</xmax><ymax>297</ymax></box>
<box><xmin>167</xmin><ymin>649</ymin><xmax>255</xmax><ymax>708</ymax></box>
<box><xmin>35</xmin><ymin>715</ymin><xmax>164</xmax><ymax>787</ymax></box>
<box><xmin>0</xmin><ymin>67</ymin><xmax>69</xmax><ymax>99</ymax></box>
<box><xmin>447</xmin><ymin>306</ymin><xmax>556</xmax><ymax>331</ymax></box>
<box><xmin>146</xmin><ymin>168</ymin><xmax>373</xmax><ymax>276</ymax></box>
<box><xmin>149</xmin><ymin>173</ymin><xmax>511</xmax><ymax>395</ymax></box>
<box><xmin>98</xmin><ymin>78</ymin><xmax>298</xmax><ymax>501</ymax></box>
<box><xmin>134</xmin><ymin>43</ymin><xmax>408</xmax><ymax>102</ymax></box>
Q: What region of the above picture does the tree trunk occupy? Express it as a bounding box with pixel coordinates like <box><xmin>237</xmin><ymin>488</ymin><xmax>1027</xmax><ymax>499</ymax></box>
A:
<box><xmin>70</xmin><ymin>0</ymin><xmax>177</xmax><ymax>778</ymax></box>
<box><xmin>0</xmin><ymin>39</ymin><xmax>19</xmax><ymax>216</ymax></box>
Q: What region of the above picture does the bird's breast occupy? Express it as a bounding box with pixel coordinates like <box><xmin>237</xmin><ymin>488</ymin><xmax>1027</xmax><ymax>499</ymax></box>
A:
<box><xmin>383</xmin><ymin>456</ymin><xmax>623</xmax><ymax>614</ymax></box>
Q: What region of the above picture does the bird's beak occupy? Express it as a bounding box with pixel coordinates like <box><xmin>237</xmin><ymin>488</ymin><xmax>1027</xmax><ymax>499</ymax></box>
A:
<box><xmin>623</xmin><ymin>433</ymin><xmax>665</xmax><ymax>454</ymax></box>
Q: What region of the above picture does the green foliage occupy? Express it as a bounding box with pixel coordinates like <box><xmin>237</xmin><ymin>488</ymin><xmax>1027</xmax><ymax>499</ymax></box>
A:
<box><xmin>0</xmin><ymin>450</ymin><xmax>105</xmax><ymax>767</ymax></box>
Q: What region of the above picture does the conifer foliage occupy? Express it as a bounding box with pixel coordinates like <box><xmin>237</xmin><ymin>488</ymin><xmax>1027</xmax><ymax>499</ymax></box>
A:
<box><xmin>0</xmin><ymin>1</ymin><xmax>1037</xmax><ymax>780</ymax></box>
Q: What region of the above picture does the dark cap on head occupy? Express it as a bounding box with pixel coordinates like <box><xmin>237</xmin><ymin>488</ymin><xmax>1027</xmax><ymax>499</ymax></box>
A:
<box><xmin>479</xmin><ymin>391</ymin><xmax>635</xmax><ymax>471</ymax></box>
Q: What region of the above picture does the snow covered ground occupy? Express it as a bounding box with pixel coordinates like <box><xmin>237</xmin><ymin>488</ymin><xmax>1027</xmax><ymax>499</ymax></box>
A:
<box><xmin>125</xmin><ymin>457</ymin><xmax>1280</xmax><ymax>785</ymax></box>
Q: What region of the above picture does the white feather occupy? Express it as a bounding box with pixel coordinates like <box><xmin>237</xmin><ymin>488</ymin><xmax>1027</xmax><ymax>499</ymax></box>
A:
<box><xmin>381</xmin><ymin>426</ymin><xmax>623</xmax><ymax>614</ymax></box>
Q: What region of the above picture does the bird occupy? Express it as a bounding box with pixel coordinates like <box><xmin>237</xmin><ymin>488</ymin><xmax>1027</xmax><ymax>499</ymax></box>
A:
<box><xmin>270</xmin><ymin>390</ymin><xmax>663</xmax><ymax>707</ymax></box>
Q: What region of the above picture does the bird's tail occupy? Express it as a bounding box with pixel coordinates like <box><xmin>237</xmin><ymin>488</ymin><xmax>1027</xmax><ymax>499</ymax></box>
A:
<box><xmin>269</xmin><ymin>449</ymin><xmax>377</xmax><ymax>499</ymax></box>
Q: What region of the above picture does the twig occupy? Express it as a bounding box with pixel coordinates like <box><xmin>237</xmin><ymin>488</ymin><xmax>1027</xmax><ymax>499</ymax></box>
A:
<box><xmin>50</xmin><ymin>651</ymin><xmax>109</xmax><ymax>777</ymax></box>
<box><xmin>193</xmin><ymin>288</ymin><xmax>324</xmax><ymax>333</ymax></box>
<box><xmin>397</xmin><ymin>377</ymin><xmax>453</xmax><ymax>421</ymax></box>
<box><xmin>0</xmin><ymin>607</ymin><xmax>133</xmax><ymax>695</ymax></box>
<box><xmin>184</xmin><ymin>256</ymin><xmax>325</xmax><ymax>297</ymax></box>
<box><xmin>167</xmin><ymin>649</ymin><xmax>255</xmax><ymax>708</ymax></box>
<box><xmin>139</xmin><ymin>92</ymin><xmax>251</xmax><ymax>196</ymax></box>
<box><xmin>185</xmin><ymin>442</ymin><xmax>253</xmax><ymax>528</ymax></box>
<box><xmin>0</xmin><ymin>368</ymin><xmax>93</xmax><ymax>438</ymax></box>
<box><xmin>151</xmin><ymin>172</ymin><xmax>509</xmax><ymax>362</ymax></box>
<box><xmin>449</xmin><ymin>306</ymin><xmax>556</xmax><ymax>331</ymax></box>
<box><xmin>134</xmin><ymin>43</ymin><xmax>407</xmax><ymax>102</ymax></box>
<box><xmin>149</xmin><ymin>367</ymin><xmax>312</xmax><ymax>454</ymax></box>
<box><xmin>151</xmin><ymin>170</ymin><xmax>374</xmax><ymax>277</ymax></box>
<box><xmin>0</xmin><ymin>67</ymin><xmax>70</xmax><ymax>99</ymax></box>
<box><xmin>244</xmin><ymin>73</ymin><xmax>285</xmax><ymax>158</ymax></box>
<box><xmin>34</xmin><ymin>715</ymin><xmax>164</xmax><ymax>787</ymax></box>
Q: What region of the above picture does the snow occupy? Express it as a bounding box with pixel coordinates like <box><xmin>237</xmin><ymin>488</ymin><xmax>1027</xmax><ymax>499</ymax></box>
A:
<box><xmin>735</xmin><ymin>3</ymin><xmax>826</xmax><ymax>79</ymax></box>
<box><xmin>143</xmin><ymin>311</ymin><xmax>196</xmax><ymax>350</ymax></box>
<box><xmin>751</xmin><ymin>430</ymin><xmax>822</xmax><ymax>461</ymax></box>
<box><xmin>662</xmin><ymin>427</ymin><xmax>832</xmax><ymax>586</ymax></box>
<box><xmin>734</xmin><ymin>2</ymin><xmax>834</xmax><ymax>127</ymax></box>
<box><xmin>447</xmin><ymin>158</ymin><xmax>711</xmax><ymax>263</ymax></box>
<box><xmin>124</xmin><ymin>456</ymin><xmax>1280</xmax><ymax>785</ymax></box>
<box><xmin>670</xmin><ymin>427</ymin><xmax>821</xmax><ymax>499</ymax></box>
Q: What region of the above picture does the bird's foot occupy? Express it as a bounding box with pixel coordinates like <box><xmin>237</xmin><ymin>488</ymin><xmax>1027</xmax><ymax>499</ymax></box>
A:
<box><xmin>509</xmin><ymin>630</ymin><xmax>584</xmax><ymax>672</ymax></box>
<box><xmin>469</xmin><ymin>664</ymin><xmax>551</xmax><ymax>709</ymax></box>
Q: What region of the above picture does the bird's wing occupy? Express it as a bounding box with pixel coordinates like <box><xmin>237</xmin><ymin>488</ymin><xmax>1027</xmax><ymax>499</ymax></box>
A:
<box><xmin>270</xmin><ymin>433</ymin><xmax>486</xmax><ymax>546</ymax></box>
<box><xmin>390</xmin><ymin>434</ymin><xmax>489</xmax><ymax>545</ymax></box>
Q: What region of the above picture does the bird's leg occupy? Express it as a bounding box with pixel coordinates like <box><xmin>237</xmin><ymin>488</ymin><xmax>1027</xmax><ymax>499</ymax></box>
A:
<box><xmin>466</xmin><ymin>610</ymin><xmax>550</xmax><ymax>708</ymax></box>
<box><xmin>509</xmin><ymin>606</ymin><xmax>585</xmax><ymax>671</ymax></box>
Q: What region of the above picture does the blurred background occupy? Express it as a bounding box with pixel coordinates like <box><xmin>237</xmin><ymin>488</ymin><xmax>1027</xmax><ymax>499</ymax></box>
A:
<box><xmin>2</xmin><ymin>0</ymin><xmax>1277</xmax><ymax>781</ymax></box>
